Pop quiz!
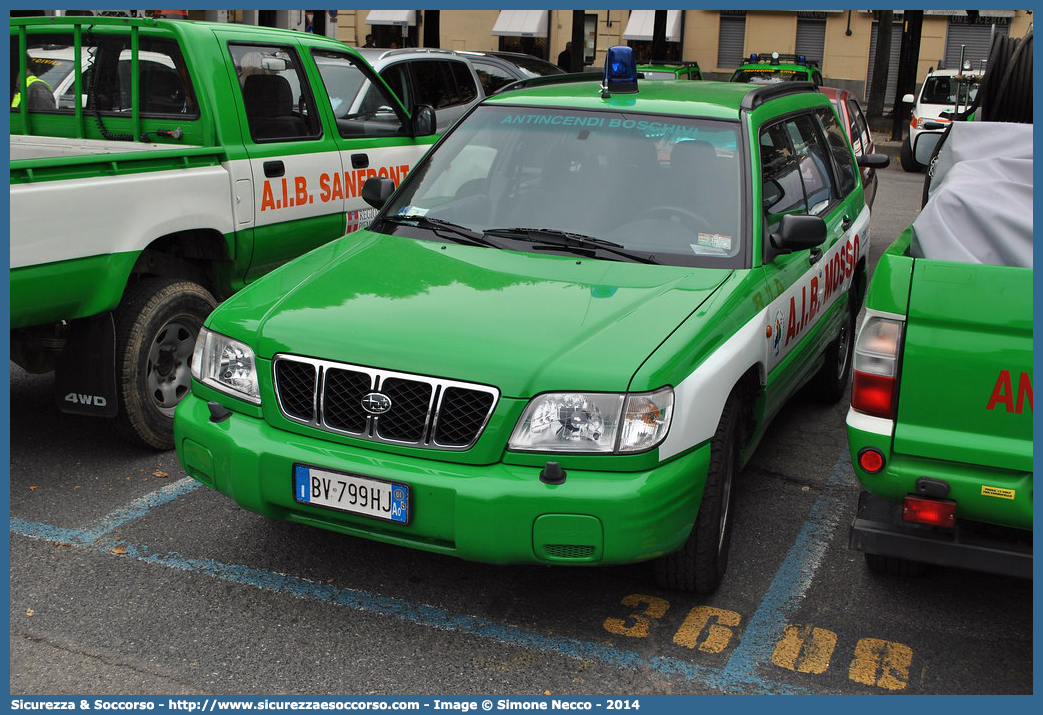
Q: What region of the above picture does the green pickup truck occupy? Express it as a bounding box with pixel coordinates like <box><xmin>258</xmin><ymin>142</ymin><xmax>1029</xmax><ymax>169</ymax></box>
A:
<box><xmin>175</xmin><ymin>47</ymin><xmax>888</xmax><ymax>593</ymax></box>
<box><xmin>847</xmin><ymin>122</ymin><xmax>1032</xmax><ymax>578</ymax></box>
<box><xmin>10</xmin><ymin>15</ymin><xmax>437</xmax><ymax>449</ymax></box>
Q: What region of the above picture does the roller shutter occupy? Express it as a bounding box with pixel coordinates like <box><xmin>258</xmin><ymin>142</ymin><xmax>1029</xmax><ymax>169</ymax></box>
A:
<box><xmin>866</xmin><ymin>20</ymin><xmax>902</xmax><ymax>108</ymax></box>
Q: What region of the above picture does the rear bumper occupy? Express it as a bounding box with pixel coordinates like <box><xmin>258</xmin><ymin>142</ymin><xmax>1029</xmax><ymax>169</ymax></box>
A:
<box><xmin>849</xmin><ymin>490</ymin><xmax>1032</xmax><ymax>579</ymax></box>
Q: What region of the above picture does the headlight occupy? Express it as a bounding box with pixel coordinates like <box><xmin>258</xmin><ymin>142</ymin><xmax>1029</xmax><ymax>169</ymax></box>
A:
<box><xmin>508</xmin><ymin>388</ymin><xmax>673</xmax><ymax>454</ymax></box>
<box><xmin>191</xmin><ymin>327</ymin><xmax>262</xmax><ymax>404</ymax></box>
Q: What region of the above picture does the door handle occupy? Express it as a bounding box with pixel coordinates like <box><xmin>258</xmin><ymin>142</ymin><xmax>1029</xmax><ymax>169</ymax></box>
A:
<box><xmin>351</xmin><ymin>153</ymin><xmax>370</xmax><ymax>169</ymax></box>
<box><xmin>840</xmin><ymin>215</ymin><xmax>853</xmax><ymax>231</ymax></box>
<box><xmin>263</xmin><ymin>160</ymin><xmax>285</xmax><ymax>178</ymax></box>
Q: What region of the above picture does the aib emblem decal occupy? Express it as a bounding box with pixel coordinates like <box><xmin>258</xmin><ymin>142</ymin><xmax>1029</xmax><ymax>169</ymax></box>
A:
<box><xmin>772</xmin><ymin>309</ymin><xmax>785</xmax><ymax>357</ymax></box>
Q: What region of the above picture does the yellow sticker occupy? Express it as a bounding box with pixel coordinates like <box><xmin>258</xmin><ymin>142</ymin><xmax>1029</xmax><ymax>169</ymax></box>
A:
<box><xmin>981</xmin><ymin>485</ymin><xmax>1016</xmax><ymax>500</ymax></box>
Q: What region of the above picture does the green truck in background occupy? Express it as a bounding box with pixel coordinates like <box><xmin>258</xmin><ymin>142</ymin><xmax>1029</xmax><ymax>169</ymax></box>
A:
<box><xmin>847</xmin><ymin>121</ymin><xmax>1032</xmax><ymax>578</ymax></box>
<box><xmin>9</xmin><ymin>15</ymin><xmax>437</xmax><ymax>449</ymax></box>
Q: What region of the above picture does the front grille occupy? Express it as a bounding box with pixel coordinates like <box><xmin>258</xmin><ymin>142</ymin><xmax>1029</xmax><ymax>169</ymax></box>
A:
<box><xmin>273</xmin><ymin>355</ymin><xmax>498</xmax><ymax>450</ymax></box>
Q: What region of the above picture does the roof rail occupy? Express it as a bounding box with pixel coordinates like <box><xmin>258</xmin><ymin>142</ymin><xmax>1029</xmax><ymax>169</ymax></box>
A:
<box><xmin>641</xmin><ymin>60</ymin><xmax>700</xmax><ymax>68</ymax></box>
<box><xmin>492</xmin><ymin>71</ymin><xmax>603</xmax><ymax>95</ymax></box>
<box><xmin>740</xmin><ymin>81</ymin><xmax>818</xmax><ymax>110</ymax></box>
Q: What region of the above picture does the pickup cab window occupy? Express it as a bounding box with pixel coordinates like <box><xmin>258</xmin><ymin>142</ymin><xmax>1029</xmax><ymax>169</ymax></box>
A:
<box><xmin>311</xmin><ymin>49</ymin><xmax>410</xmax><ymax>139</ymax></box>
<box><xmin>12</xmin><ymin>33</ymin><xmax>198</xmax><ymax>117</ymax></box>
<box><xmin>229</xmin><ymin>43</ymin><xmax>321</xmax><ymax>142</ymax></box>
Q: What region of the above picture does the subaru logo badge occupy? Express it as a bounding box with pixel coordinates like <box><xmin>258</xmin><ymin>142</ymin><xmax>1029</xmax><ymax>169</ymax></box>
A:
<box><xmin>361</xmin><ymin>392</ymin><xmax>393</xmax><ymax>415</ymax></box>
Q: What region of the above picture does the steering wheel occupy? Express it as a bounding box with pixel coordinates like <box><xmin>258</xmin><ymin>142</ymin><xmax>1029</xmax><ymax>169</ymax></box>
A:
<box><xmin>636</xmin><ymin>206</ymin><xmax>713</xmax><ymax>234</ymax></box>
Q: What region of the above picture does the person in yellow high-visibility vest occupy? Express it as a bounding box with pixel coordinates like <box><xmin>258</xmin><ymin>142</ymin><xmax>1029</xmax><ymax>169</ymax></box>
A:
<box><xmin>11</xmin><ymin>55</ymin><xmax>56</xmax><ymax>111</ymax></box>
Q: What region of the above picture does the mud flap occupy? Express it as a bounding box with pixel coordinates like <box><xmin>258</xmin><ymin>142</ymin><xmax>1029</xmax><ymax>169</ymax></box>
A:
<box><xmin>54</xmin><ymin>313</ymin><xmax>119</xmax><ymax>418</ymax></box>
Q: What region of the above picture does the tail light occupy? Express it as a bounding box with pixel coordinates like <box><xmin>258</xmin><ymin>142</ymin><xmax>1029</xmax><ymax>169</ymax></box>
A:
<box><xmin>851</xmin><ymin>315</ymin><xmax>903</xmax><ymax>419</ymax></box>
<box><xmin>902</xmin><ymin>495</ymin><xmax>956</xmax><ymax>528</ymax></box>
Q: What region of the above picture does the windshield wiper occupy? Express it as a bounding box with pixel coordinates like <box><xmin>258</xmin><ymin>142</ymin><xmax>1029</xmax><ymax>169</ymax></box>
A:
<box><xmin>484</xmin><ymin>227</ymin><xmax>659</xmax><ymax>264</ymax></box>
<box><xmin>380</xmin><ymin>215</ymin><xmax>500</xmax><ymax>248</ymax></box>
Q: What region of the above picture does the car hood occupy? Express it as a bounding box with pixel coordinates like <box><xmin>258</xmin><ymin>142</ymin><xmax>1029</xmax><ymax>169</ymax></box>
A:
<box><xmin>217</xmin><ymin>232</ymin><xmax>733</xmax><ymax>397</ymax></box>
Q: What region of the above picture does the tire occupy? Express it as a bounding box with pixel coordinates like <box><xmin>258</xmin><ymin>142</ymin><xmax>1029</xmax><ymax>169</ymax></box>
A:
<box><xmin>900</xmin><ymin>135</ymin><xmax>923</xmax><ymax>173</ymax></box>
<box><xmin>114</xmin><ymin>278</ymin><xmax>217</xmax><ymax>450</ymax></box>
<box><xmin>654</xmin><ymin>393</ymin><xmax>741</xmax><ymax>594</ymax></box>
<box><xmin>864</xmin><ymin>552</ymin><xmax>927</xmax><ymax>577</ymax></box>
<box><xmin>808</xmin><ymin>292</ymin><xmax>856</xmax><ymax>405</ymax></box>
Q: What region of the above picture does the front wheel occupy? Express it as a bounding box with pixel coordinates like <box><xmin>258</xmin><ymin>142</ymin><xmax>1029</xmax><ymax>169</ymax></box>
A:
<box><xmin>114</xmin><ymin>278</ymin><xmax>217</xmax><ymax>450</ymax></box>
<box><xmin>654</xmin><ymin>393</ymin><xmax>741</xmax><ymax>593</ymax></box>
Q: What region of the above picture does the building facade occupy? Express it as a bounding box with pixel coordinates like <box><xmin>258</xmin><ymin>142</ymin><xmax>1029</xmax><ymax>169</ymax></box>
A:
<box><xmin>35</xmin><ymin>9</ymin><xmax>1032</xmax><ymax>105</ymax></box>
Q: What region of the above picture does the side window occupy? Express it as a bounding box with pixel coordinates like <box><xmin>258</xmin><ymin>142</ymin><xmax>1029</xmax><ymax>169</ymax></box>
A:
<box><xmin>785</xmin><ymin>113</ymin><xmax>838</xmax><ymax>214</ymax></box>
<box><xmin>760</xmin><ymin>122</ymin><xmax>807</xmax><ymax>218</ymax></box>
<box><xmin>410</xmin><ymin>60</ymin><xmax>454</xmax><ymax>108</ymax></box>
<box><xmin>471</xmin><ymin>59</ymin><xmax>515</xmax><ymax>94</ymax></box>
<box><xmin>312</xmin><ymin>49</ymin><xmax>408</xmax><ymax>139</ymax></box>
<box><xmin>449</xmin><ymin>60</ymin><xmax>478</xmax><ymax>103</ymax></box>
<box><xmin>409</xmin><ymin>59</ymin><xmax>476</xmax><ymax>109</ymax></box>
<box><xmin>848</xmin><ymin>98</ymin><xmax>871</xmax><ymax>156</ymax></box>
<box><xmin>12</xmin><ymin>33</ymin><xmax>198</xmax><ymax>117</ymax></box>
<box><xmin>379</xmin><ymin>64</ymin><xmax>412</xmax><ymax>109</ymax></box>
<box><xmin>816</xmin><ymin>107</ymin><xmax>857</xmax><ymax>197</ymax></box>
<box><xmin>229</xmin><ymin>42</ymin><xmax>321</xmax><ymax>143</ymax></box>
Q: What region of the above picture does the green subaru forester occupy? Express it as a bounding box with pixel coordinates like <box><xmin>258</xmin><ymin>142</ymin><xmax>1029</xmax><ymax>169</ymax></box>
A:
<box><xmin>175</xmin><ymin>47</ymin><xmax>884</xmax><ymax>593</ymax></box>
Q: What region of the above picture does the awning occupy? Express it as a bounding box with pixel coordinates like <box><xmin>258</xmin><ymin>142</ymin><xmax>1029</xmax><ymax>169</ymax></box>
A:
<box><xmin>491</xmin><ymin>9</ymin><xmax>548</xmax><ymax>37</ymax></box>
<box><xmin>365</xmin><ymin>10</ymin><xmax>416</xmax><ymax>27</ymax></box>
<box><xmin>623</xmin><ymin>10</ymin><xmax>682</xmax><ymax>43</ymax></box>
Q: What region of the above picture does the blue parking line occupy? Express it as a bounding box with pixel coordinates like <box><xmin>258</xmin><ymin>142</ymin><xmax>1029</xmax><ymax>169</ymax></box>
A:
<box><xmin>722</xmin><ymin>452</ymin><xmax>852</xmax><ymax>682</ymax></box>
<box><xmin>10</xmin><ymin>454</ymin><xmax>853</xmax><ymax>693</ymax></box>
<box><xmin>78</xmin><ymin>476</ymin><xmax>202</xmax><ymax>542</ymax></box>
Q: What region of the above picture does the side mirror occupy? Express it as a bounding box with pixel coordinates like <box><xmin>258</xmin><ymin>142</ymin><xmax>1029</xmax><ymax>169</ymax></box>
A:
<box><xmin>857</xmin><ymin>153</ymin><xmax>890</xmax><ymax>169</ymax></box>
<box><xmin>901</xmin><ymin>93</ymin><xmax>915</xmax><ymax>104</ymax></box>
<box><xmin>770</xmin><ymin>214</ymin><xmax>827</xmax><ymax>253</ymax></box>
<box><xmin>410</xmin><ymin>104</ymin><xmax>436</xmax><ymax>137</ymax></box>
<box><xmin>361</xmin><ymin>176</ymin><xmax>396</xmax><ymax>209</ymax></box>
<box><xmin>913</xmin><ymin>131</ymin><xmax>944</xmax><ymax>165</ymax></box>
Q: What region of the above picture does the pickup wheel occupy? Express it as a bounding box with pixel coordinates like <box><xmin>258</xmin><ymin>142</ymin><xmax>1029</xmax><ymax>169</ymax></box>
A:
<box><xmin>114</xmin><ymin>278</ymin><xmax>217</xmax><ymax>450</ymax></box>
<box><xmin>654</xmin><ymin>393</ymin><xmax>740</xmax><ymax>594</ymax></box>
<box><xmin>808</xmin><ymin>295</ymin><xmax>856</xmax><ymax>404</ymax></box>
<box><xmin>900</xmin><ymin>135</ymin><xmax>924</xmax><ymax>172</ymax></box>
<box><xmin>864</xmin><ymin>552</ymin><xmax>927</xmax><ymax>577</ymax></box>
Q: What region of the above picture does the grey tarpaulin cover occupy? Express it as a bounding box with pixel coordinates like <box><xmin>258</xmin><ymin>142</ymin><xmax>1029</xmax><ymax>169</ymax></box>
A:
<box><xmin>911</xmin><ymin>121</ymin><xmax>1033</xmax><ymax>268</ymax></box>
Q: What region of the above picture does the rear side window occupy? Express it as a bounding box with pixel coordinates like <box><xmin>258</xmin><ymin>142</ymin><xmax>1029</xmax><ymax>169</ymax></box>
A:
<box><xmin>470</xmin><ymin>59</ymin><xmax>515</xmax><ymax>94</ymax></box>
<box><xmin>229</xmin><ymin>42</ymin><xmax>321</xmax><ymax>143</ymax></box>
<box><xmin>11</xmin><ymin>32</ymin><xmax>198</xmax><ymax>117</ymax></box>
<box><xmin>408</xmin><ymin>59</ymin><xmax>477</xmax><ymax>109</ymax></box>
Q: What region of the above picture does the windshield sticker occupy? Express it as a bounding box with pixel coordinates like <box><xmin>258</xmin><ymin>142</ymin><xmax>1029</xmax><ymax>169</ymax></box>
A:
<box><xmin>397</xmin><ymin>206</ymin><xmax>429</xmax><ymax>218</ymax></box>
<box><xmin>499</xmin><ymin>114</ymin><xmax>702</xmax><ymax>138</ymax></box>
<box><xmin>694</xmin><ymin>233</ymin><xmax>733</xmax><ymax>251</ymax></box>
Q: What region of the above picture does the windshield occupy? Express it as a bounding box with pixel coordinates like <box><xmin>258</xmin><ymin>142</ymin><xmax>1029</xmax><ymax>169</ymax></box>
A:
<box><xmin>730</xmin><ymin>68</ymin><xmax>807</xmax><ymax>84</ymax></box>
<box><xmin>920</xmin><ymin>75</ymin><xmax>980</xmax><ymax>105</ymax></box>
<box><xmin>382</xmin><ymin>105</ymin><xmax>745</xmax><ymax>267</ymax></box>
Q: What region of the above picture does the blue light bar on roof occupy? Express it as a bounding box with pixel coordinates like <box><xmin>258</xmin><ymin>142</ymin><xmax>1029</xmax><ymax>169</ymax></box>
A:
<box><xmin>603</xmin><ymin>45</ymin><xmax>638</xmax><ymax>96</ymax></box>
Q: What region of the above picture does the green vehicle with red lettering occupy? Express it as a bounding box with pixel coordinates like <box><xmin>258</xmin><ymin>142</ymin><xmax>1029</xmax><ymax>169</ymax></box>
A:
<box><xmin>175</xmin><ymin>48</ymin><xmax>888</xmax><ymax>593</ymax></box>
<box><xmin>847</xmin><ymin>122</ymin><xmax>1032</xmax><ymax>578</ymax></box>
<box><xmin>729</xmin><ymin>52</ymin><xmax>823</xmax><ymax>86</ymax></box>
<box><xmin>10</xmin><ymin>15</ymin><xmax>437</xmax><ymax>449</ymax></box>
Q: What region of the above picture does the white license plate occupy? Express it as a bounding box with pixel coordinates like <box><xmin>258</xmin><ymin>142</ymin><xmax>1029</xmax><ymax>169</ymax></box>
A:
<box><xmin>293</xmin><ymin>464</ymin><xmax>409</xmax><ymax>524</ymax></box>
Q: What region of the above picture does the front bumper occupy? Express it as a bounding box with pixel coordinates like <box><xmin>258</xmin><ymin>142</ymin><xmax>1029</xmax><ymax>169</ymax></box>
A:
<box><xmin>849</xmin><ymin>490</ymin><xmax>1032</xmax><ymax>579</ymax></box>
<box><xmin>175</xmin><ymin>393</ymin><xmax>710</xmax><ymax>566</ymax></box>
